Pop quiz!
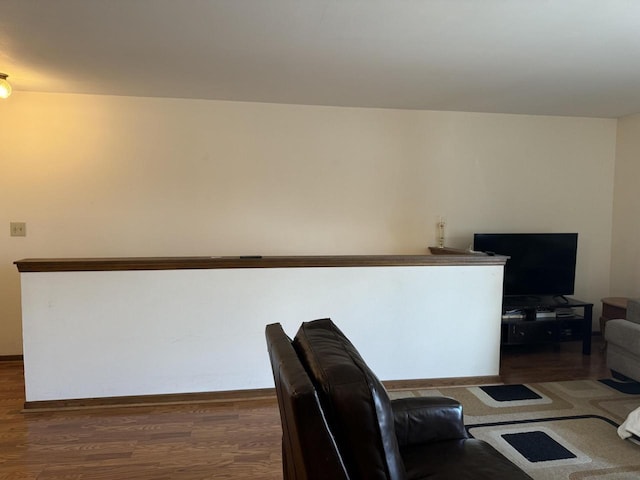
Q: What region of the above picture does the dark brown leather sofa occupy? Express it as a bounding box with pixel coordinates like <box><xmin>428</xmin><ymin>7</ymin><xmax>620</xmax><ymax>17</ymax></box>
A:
<box><xmin>266</xmin><ymin>318</ymin><xmax>532</xmax><ymax>480</ymax></box>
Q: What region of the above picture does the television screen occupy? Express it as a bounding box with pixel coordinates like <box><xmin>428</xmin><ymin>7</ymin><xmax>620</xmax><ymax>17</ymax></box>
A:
<box><xmin>473</xmin><ymin>233</ymin><xmax>578</xmax><ymax>297</ymax></box>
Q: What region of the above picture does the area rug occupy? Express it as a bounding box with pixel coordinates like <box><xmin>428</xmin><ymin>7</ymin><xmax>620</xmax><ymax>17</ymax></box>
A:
<box><xmin>391</xmin><ymin>379</ymin><xmax>640</xmax><ymax>479</ymax></box>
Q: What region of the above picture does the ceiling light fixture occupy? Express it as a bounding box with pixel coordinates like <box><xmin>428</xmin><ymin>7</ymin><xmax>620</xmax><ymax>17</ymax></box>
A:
<box><xmin>0</xmin><ymin>73</ymin><xmax>12</xmax><ymax>99</ymax></box>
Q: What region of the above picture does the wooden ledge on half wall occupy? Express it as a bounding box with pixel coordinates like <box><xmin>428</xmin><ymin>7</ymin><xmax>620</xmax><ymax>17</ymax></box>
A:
<box><xmin>14</xmin><ymin>253</ymin><xmax>506</xmax><ymax>272</ymax></box>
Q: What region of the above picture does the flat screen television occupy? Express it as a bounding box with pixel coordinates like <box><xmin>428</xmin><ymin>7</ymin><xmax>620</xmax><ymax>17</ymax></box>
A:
<box><xmin>473</xmin><ymin>233</ymin><xmax>578</xmax><ymax>299</ymax></box>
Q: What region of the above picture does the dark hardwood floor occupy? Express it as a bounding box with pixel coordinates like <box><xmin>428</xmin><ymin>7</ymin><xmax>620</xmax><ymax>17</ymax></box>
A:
<box><xmin>500</xmin><ymin>334</ymin><xmax>609</xmax><ymax>383</ymax></box>
<box><xmin>0</xmin><ymin>336</ymin><xmax>610</xmax><ymax>479</ymax></box>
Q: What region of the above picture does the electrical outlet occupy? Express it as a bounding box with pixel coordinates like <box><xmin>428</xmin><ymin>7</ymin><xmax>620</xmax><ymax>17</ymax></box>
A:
<box><xmin>10</xmin><ymin>222</ymin><xmax>26</xmax><ymax>237</ymax></box>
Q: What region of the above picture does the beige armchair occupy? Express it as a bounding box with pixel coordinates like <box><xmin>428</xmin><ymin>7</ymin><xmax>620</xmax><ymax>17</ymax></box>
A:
<box><xmin>605</xmin><ymin>298</ymin><xmax>640</xmax><ymax>382</ymax></box>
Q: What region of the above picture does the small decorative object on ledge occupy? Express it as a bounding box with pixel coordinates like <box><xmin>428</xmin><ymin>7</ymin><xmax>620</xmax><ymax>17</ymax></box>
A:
<box><xmin>437</xmin><ymin>216</ymin><xmax>446</xmax><ymax>247</ymax></box>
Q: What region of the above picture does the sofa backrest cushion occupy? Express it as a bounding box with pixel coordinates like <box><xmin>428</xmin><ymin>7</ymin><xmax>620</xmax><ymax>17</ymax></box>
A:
<box><xmin>627</xmin><ymin>299</ymin><xmax>640</xmax><ymax>325</ymax></box>
<box><xmin>266</xmin><ymin>323</ymin><xmax>350</xmax><ymax>480</ymax></box>
<box><xmin>293</xmin><ymin>319</ymin><xmax>406</xmax><ymax>480</ymax></box>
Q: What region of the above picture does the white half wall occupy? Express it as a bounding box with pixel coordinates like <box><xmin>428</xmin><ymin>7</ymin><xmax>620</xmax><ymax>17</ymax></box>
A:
<box><xmin>21</xmin><ymin>264</ymin><xmax>504</xmax><ymax>402</ymax></box>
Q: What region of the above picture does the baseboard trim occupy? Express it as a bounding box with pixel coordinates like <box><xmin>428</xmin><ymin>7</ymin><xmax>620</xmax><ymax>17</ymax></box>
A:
<box><xmin>24</xmin><ymin>387</ymin><xmax>278</xmax><ymax>412</ymax></box>
<box><xmin>23</xmin><ymin>375</ymin><xmax>501</xmax><ymax>412</ymax></box>
<box><xmin>0</xmin><ymin>355</ymin><xmax>23</xmax><ymax>361</ymax></box>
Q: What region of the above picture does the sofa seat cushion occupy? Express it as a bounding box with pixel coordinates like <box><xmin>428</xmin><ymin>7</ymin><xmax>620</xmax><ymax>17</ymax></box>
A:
<box><xmin>401</xmin><ymin>438</ymin><xmax>533</xmax><ymax>480</ymax></box>
<box><xmin>293</xmin><ymin>318</ymin><xmax>405</xmax><ymax>480</ymax></box>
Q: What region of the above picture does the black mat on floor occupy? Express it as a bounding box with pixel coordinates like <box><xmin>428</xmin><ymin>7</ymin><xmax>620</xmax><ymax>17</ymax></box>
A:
<box><xmin>480</xmin><ymin>384</ymin><xmax>542</xmax><ymax>402</ymax></box>
<box><xmin>501</xmin><ymin>431</ymin><xmax>577</xmax><ymax>463</ymax></box>
<box><xmin>599</xmin><ymin>378</ymin><xmax>640</xmax><ymax>395</ymax></box>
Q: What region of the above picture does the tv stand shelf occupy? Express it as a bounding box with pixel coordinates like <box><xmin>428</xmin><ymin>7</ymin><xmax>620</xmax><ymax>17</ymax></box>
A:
<box><xmin>501</xmin><ymin>296</ymin><xmax>593</xmax><ymax>355</ymax></box>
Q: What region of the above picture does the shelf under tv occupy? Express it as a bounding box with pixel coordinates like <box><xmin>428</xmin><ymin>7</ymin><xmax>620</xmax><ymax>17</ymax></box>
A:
<box><xmin>501</xmin><ymin>296</ymin><xmax>593</xmax><ymax>355</ymax></box>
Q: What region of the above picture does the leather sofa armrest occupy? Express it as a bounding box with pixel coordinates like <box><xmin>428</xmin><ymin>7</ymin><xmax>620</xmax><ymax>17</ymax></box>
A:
<box><xmin>392</xmin><ymin>396</ymin><xmax>468</xmax><ymax>447</ymax></box>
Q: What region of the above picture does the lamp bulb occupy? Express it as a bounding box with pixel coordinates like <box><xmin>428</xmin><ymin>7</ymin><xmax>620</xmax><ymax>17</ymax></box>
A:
<box><xmin>0</xmin><ymin>74</ymin><xmax>12</xmax><ymax>99</ymax></box>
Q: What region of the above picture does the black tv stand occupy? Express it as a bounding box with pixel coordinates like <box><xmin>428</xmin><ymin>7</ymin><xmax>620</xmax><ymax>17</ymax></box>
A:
<box><xmin>552</xmin><ymin>294</ymin><xmax>570</xmax><ymax>304</ymax></box>
<box><xmin>501</xmin><ymin>296</ymin><xmax>593</xmax><ymax>355</ymax></box>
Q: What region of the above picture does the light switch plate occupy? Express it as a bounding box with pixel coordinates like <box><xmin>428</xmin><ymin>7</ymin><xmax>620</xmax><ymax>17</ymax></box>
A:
<box><xmin>10</xmin><ymin>222</ymin><xmax>26</xmax><ymax>237</ymax></box>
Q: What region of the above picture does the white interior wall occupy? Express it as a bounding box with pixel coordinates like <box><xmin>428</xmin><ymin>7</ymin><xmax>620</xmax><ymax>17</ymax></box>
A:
<box><xmin>611</xmin><ymin>114</ymin><xmax>640</xmax><ymax>297</ymax></box>
<box><xmin>1</xmin><ymin>91</ymin><xmax>617</xmax><ymax>355</ymax></box>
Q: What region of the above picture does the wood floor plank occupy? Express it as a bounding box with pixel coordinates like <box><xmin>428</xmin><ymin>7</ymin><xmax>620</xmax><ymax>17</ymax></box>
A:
<box><xmin>0</xmin><ymin>339</ymin><xmax>608</xmax><ymax>479</ymax></box>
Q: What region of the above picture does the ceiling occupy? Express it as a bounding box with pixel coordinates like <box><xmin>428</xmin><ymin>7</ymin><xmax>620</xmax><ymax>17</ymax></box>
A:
<box><xmin>1</xmin><ymin>0</ymin><xmax>639</xmax><ymax>118</ymax></box>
